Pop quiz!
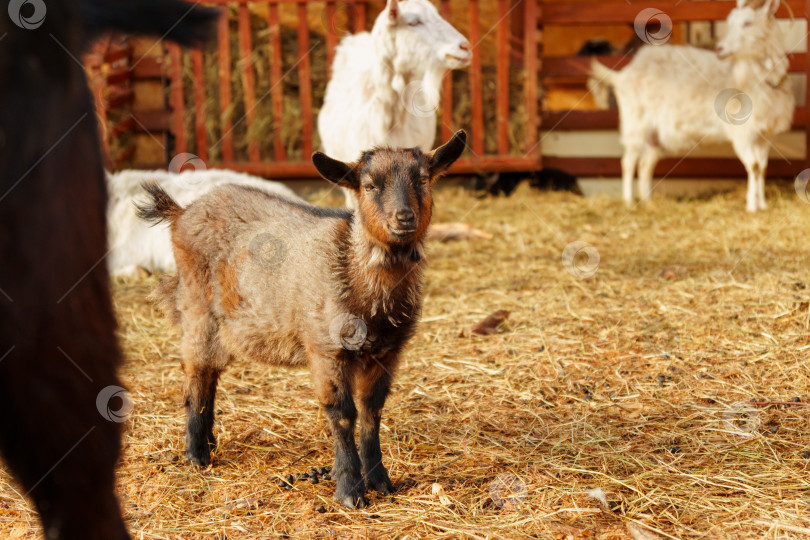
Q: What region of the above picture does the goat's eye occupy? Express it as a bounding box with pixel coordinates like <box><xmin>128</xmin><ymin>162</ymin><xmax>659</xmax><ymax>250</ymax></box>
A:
<box><xmin>408</xmin><ymin>18</ymin><xmax>423</xmax><ymax>26</ymax></box>
<box><xmin>364</xmin><ymin>184</ymin><xmax>376</xmax><ymax>192</ymax></box>
<box><xmin>419</xmin><ymin>177</ymin><xmax>429</xmax><ymax>185</ymax></box>
<box><xmin>743</xmin><ymin>21</ymin><xmax>752</xmax><ymax>27</ymax></box>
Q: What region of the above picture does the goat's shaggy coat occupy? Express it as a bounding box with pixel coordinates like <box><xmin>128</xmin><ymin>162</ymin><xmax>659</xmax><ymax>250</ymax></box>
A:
<box><xmin>139</xmin><ymin>131</ymin><xmax>467</xmax><ymax>508</ymax></box>
<box><xmin>590</xmin><ymin>0</ymin><xmax>794</xmax><ymax>212</ymax></box>
<box><xmin>107</xmin><ymin>169</ymin><xmax>300</xmax><ymax>277</ymax></box>
<box><xmin>0</xmin><ymin>1</ymin><xmax>216</xmax><ymax>538</ymax></box>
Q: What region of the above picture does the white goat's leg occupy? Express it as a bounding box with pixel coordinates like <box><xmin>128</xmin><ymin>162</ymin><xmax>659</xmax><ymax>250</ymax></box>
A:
<box><xmin>732</xmin><ymin>140</ymin><xmax>759</xmax><ymax>213</ymax></box>
<box><xmin>754</xmin><ymin>144</ymin><xmax>769</xmax><ymax>211</ymax></box>
<box><xmin>637</xmin><ymin>146</ymin><xmax>660</xmax><ymax>202</ymax></box>
<box><xmin>621</xmin><ymin>147</ymin><xmax>640</xmax><ymax>205</ymax></box>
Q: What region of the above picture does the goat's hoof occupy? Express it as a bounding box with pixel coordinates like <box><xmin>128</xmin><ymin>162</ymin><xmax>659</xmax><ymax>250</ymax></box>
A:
<box><xmin>365</xmin><ymin>472</ymin><xmax>394</xmax><ymax>495</ymax></box>
<box><xmin>334</xmin><ymin>491</ymin><xmax>368</xmax><ymax>509</ymax></box>
<box><xmin>185</xmin><ymin>448</ymin><xmax>211</xmax><ymax>467</ymax></box>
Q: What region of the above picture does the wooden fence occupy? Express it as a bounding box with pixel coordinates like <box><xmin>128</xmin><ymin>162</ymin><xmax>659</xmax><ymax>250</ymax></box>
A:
<box><xmin>92</xmin><ymin>0</ymin><xmax>810</xmax><ymax>181</ymax></box>
<box><xmin>118</xmin><ymin>0</ymin><xmax>540</xmax><ymax>178</ymax></box>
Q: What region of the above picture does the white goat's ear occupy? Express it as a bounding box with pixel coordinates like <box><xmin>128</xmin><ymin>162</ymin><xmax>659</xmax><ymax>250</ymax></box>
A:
<box><xmin>427</xmin><ymin>130</ymin><xmax>466</xmax><ymax>177</ymax></box>
<box><xmin>761</xmin><ymin>0</ymin><xmax>780</xmax><ymax>14</ymax></box>
<box><xmin>312</xmin><ymin>152</ymin><xmax>359</xmax><ymax>190</ymax></box>
<box><xmin>385</xmin><ymin>0</ymin><xmax>399</xmax><ymax>24</ymax></box>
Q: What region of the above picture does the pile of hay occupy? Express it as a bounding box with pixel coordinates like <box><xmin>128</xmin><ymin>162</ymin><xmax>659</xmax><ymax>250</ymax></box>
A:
<box><xmin>3</xmin><ymin>183</ymin><xmax>810</xmax><ymax>538</ymax></box>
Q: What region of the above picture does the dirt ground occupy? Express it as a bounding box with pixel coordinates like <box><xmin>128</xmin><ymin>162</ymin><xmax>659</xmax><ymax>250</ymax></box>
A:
<box><xmin>3</xmin><ymin>183</ymin><xmax>810</xmax><ymax>538</ymax></box>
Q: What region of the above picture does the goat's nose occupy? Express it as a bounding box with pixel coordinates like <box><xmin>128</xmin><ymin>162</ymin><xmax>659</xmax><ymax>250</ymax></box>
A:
<box><xmin>459</xmin><ymin>41</ymin><xmax>471</xmax><ymax>52</ymax></box>
<box><xmin>396</xmin><ymin>208</ymin><xmax>415</xmax><ymax>224</ymax></box>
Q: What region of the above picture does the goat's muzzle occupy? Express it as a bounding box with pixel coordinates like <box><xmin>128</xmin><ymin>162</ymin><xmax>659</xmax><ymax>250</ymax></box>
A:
<box><xmin>389</xmin><ymin>209</ymin><xmax>417</xmax><ymax>240</ymax></box>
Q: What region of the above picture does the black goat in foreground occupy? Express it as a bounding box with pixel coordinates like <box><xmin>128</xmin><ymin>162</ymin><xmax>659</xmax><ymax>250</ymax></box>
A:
<box><xmin>0</xmin><ymin>1</ymin><xmax>217</xmax><ymax>538</ymax></box>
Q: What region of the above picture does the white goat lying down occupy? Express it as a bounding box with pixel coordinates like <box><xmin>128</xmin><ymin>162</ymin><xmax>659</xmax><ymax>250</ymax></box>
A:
<box><xmin>318</xmin><ymin>0</ymin><xmax>471</xmax><ymax>206</ymax></box>
<box><xmin>107</xmin><ymin>169</ymin><xmax>300</xmax><ymax>277</ymax></box>
<box><xmin>591</xmin><ymin>0</ymin><xmax>794</xmax><ymax>212</ymax></box>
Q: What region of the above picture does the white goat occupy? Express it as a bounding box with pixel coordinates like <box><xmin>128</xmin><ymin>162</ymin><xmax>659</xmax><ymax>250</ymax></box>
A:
<box><xmin>591</xmin><ymin>0</ymin><xmax>794</xmax><ymax>212</ymax></box>
<box><xmin>107</xmin><ymin>169</ymin><xmax>300</xmax><ymax>277</ymax></box>
<box><xmin>318</xmin><ymin>0</ymin><xmax>471</xmax><ymax>206</ymax></box>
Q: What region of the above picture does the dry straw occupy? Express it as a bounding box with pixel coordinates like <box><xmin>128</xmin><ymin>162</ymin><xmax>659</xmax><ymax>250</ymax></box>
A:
<box><xmin>2</xmin><ymin>183</ymin><xmax>810</xmax><ymax>538</ymax></box>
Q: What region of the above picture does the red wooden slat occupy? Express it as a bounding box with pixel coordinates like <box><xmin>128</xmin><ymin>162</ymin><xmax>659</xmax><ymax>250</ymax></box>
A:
<box><xmin>542</xmin><ymin>107</ymin><xmax>807</xmax><ymax>131</ymax></box>
<box><xmin>524</xmin><ymin>0</ymin><xmax>539</xmax><ymax>161</ymax></box>
<box><xmin>440</xmin><ymin>0</ymin><xmax>453</xmax><ymax>142</ymax></box>
<box><xmin>325</xmin><ymin>1</ymin><xmax>338</xmax><ymax>69</ymax></box>
<box><xmin>354</xmin><ymin>0</ymin><xmax>366</xmax><ymax>32</ymax></box>
<box><xmin>217</xmin><ymin>12</ymin><xmax>234</xmax><ymax>162</ymax></box>
<box><xmin>468</xmin><ymin>0</ymin><xmax>484</xmax><ymax>155</ymax></box>
<box><xmin>297</xmin><ymin>2</ymin><xmax>314</xmax><ymax>157</ymax></box>
<box><xmin>169</xmin><ymin>44</ymin><xmax>187</xmax><ymax>155</ymax></box>
<box><xmin>543</xmin><ymin>157</ymin><xmax>803</xmax><ymax>179</ymax></box>
<box><xmin>806</xmin><ymin>0</ymin><xmax>810</xmax><ymax>169</ymax></box>
<box><xmin>495</xmin><ymin>0</ymin><xmax>510</xmax><ymax>154</ymax></box>
<box><xmin>238</xmin><ymin>3</ymin><xmax>260</xmax><ymax>161</ymax></box>
<box><xmin>191</xmin><ymin>49</ymin><xmax>208</xmax><ymax>161</ymax></box>
<box><xmin>131</xmin><ymin>56</ymin><xmax>163</xmax><ymax>79</ymax></box>
<box><xmin>542</xmin><ymin>0</ymin><xmax>803</xmax><ymax>25</ymax></box>
<box><xmin>267</xmin><ymin>4</ymin><xmax>286</xmax><ymax>161</ymax></box>
<box><xmin>346</xmin><ymin>0</ymin><xmax>357</xmax><ymax>33</ymax></box>
<box><xmin>131</xmin><ymin>110</ymin><xmax>170</xmax><ymax>132</ymax></box>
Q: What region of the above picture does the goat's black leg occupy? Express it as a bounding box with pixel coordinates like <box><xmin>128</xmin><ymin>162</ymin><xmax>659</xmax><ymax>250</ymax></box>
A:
<box><xmin>183</xmin><ymin>363</ymin><xmax>220</xmax><ymax>467</ymax></box>
<box><xmin>356</xmin><ymin>362</ymin><xmax>394</xmax><ymax>495</ymax></box>
<box><xmin>312</xmin><ymin>357</ymin><xmax>366</xmax><ymax>508</ymax></box>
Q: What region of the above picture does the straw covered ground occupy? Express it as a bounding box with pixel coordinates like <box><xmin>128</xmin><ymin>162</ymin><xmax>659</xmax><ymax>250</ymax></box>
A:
<box><xmin>3</xmin><ymin>183</ymin><xmax>810</xmax><ymax>538</ymax></box>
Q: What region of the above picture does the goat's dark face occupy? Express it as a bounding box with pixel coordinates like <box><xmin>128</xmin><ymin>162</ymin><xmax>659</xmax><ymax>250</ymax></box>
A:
<box><xmin>314</xmin><ymin>130</ymin><xmax>467</xmax><ymax>247</ymax></box>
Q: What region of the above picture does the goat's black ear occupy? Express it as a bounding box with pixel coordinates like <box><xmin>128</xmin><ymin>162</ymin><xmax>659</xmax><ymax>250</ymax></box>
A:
<box><xmin>427</xmin><ymin>130</ymin><xmax>467</xmax><ymax>177</ymax></box>
<box><xmin>312</xmin><ymin>152</ymin><xmax>359</xmax><ymax>189</ymax></box>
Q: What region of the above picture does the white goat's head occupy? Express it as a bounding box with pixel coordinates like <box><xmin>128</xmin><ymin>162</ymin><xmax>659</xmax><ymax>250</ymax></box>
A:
<box><xmin>372</xmin><ymin>0</ymin><xmax>472</xmax><ymax>73</ymax></box>
<box><xmin>716</xmin><ymin>0</ymin><xmax>782</xmax><ymax>60</ymax></box>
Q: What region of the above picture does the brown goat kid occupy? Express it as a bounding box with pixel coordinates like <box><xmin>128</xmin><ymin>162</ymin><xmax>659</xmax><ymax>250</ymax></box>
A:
<box><xmin>139</xmin><ymin>131</ymin><xmax>466</xmax><ymax>507</ymax></box>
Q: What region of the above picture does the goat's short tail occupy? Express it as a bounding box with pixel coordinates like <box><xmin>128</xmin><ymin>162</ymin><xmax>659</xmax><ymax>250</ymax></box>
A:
<box><xmin>588</xmin><ymin>59</ymin><xmax>617</xmax><ymax>110</ymax></box>
<box><xmin>136</xmin><ymin>182</ymin><xmax>184</xmax><ymax>226</ymax></box>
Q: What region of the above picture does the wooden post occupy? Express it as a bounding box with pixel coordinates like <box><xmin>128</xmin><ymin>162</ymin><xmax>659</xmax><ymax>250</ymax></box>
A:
<box><xmin>524</xmin><ymin>0</ymin><xmax>539</xmax><ymax>163</ymax></box>
<box><xmin>237</xmin><ymin>3</ymin><xmax>260</xmax><ymax>161</ymax></box>
<box><xmin>217</xmin><ymin>11</ymin><xmax>234</xmax><ymax>162</ymax></box>
<box><xmin>496</xmin><ymin>0</ymin><xmax>511</xmax><ymax>155</ymax></box>
<box><xmin>297</xmin><ymin>1</ymin><xmax>314</xmax><ymax>157</ymax></box>
<box><xmin>168</xmin><ymin>44</ymin><xmax>187</xmax><ymax>156</ymax></box>
<box><xmin>469</xmin><ymin>0</ymin><xmax>484</xmax><ymax>156</ymax></box>
<box><xmin>267</xmin><ymin>3</ymin><xmax>286</xmax><ymax>161</ymax></box>
<box><xmin>440</xmin><ymin>0</ymin><xmax>453</xmax><ymax>142</ymax></box>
